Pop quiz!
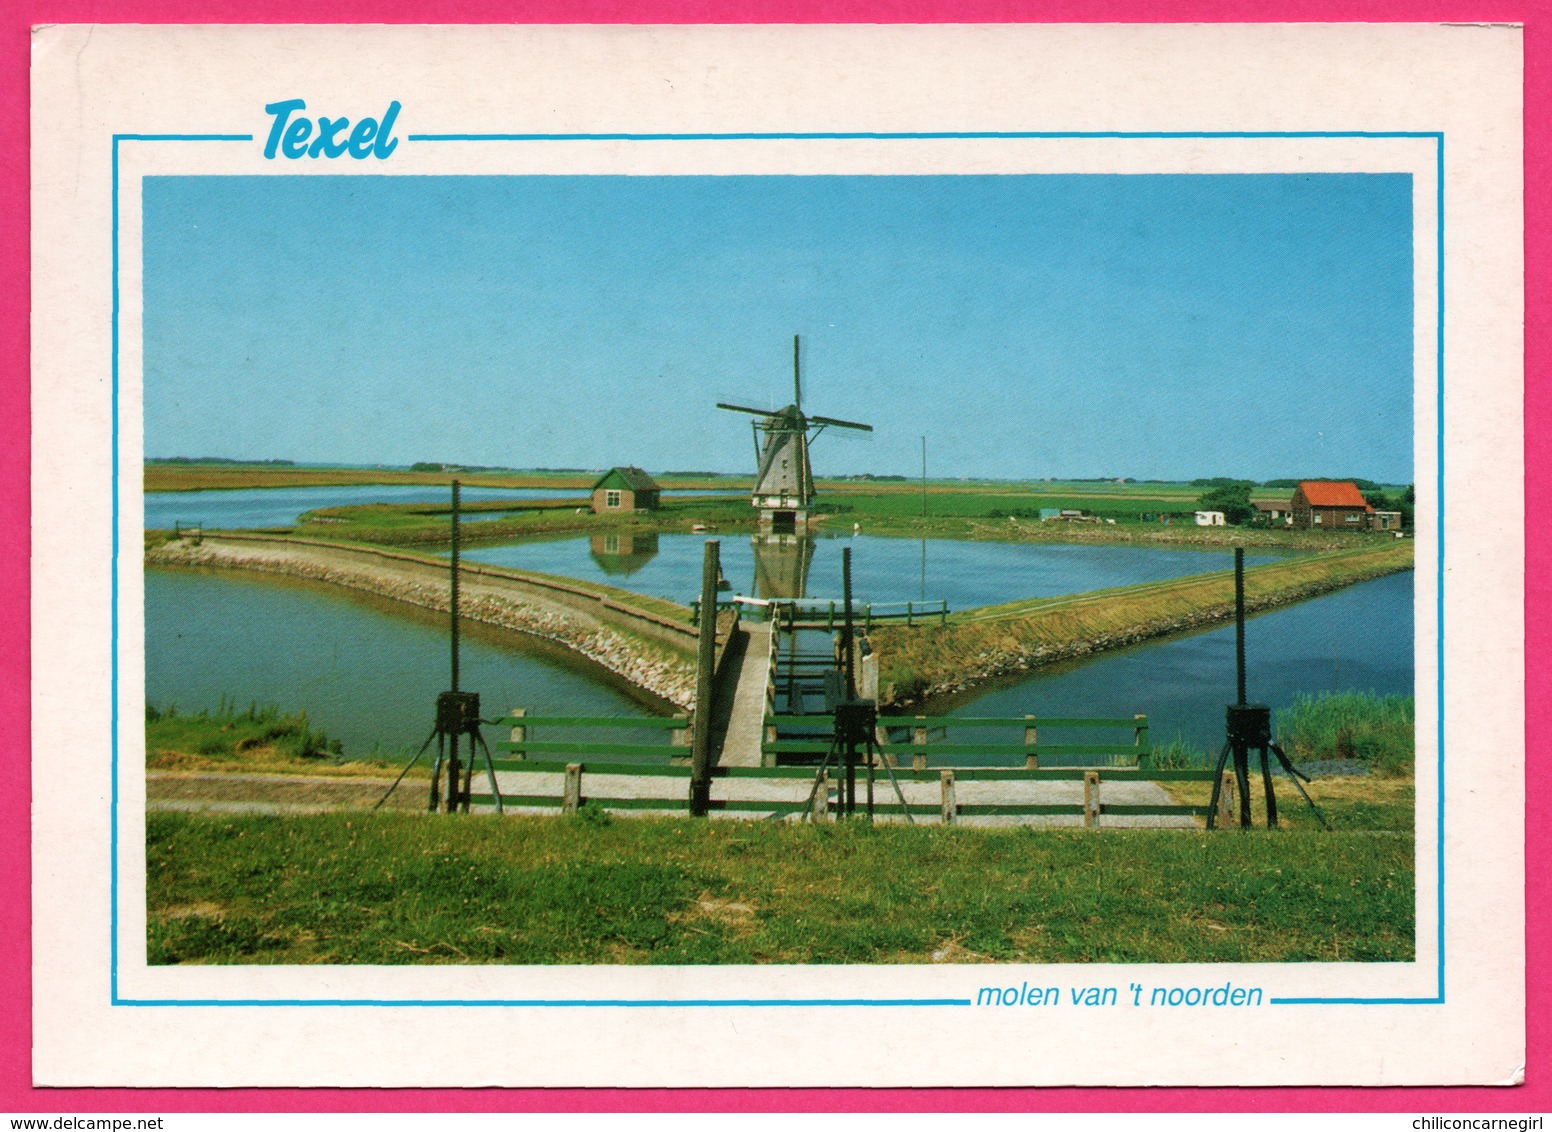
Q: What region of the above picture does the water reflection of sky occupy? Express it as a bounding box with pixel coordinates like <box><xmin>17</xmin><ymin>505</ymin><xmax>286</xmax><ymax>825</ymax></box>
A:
<box><xmin>145</xmin><ymin>556</ymin><xmax>1413</xmax><ymax>766</ymax></box>
<box><xmin>146</xmin><ymin>566</ymin><xmax>671</xmax><ymax>760</ymax></box>
<box><xmin>461</xmin><ymin>531</ymin><xmax>1288</xmax><ymax>610</ymax></box>
<box><xmin>952</xmin><ymin>571</ymin><xmax>1414</xmax><ymax>757</ymax></box>
<box><xmin>143</xmin><ymin>485</ymin><xmax>742</xmax><ymax>530</ymax></box>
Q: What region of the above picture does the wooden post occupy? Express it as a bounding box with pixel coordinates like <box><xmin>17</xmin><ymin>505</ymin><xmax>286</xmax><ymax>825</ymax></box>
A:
<box><xmin>877</xmin><ymin>724</ymin><xmax>896</xmax><ymax>768</ymax></box>
<box><xmin>761</xmin><ymin>716</ymin><xmax>779</xmax><ymax>769</ymax></box>
<box><xmin>1218</xmin><ymin>770</ymin><xmax>1238</xmax><ymax>827</ymax></box>
<box><xmin>1023</xmin><ymin>715</ymin><xmax>1039</xmax><ymax>770</ymax></box>
<box><xmin>940</xmin><ymin>770</ymin><xmax>957</xmax><ymax>825</ymax></box>
<box><xmin>689</xmin><ymin>540</ymin><xmax>719</xmax><ymax>817</ymax></box>
<box><xmin>1134</xmin><ymin>714</ymin><xmax>1148</xmax><ymax>767</ymax></box>
<box><xmin>913</xmin><ymin>717</ymin><xmax>929</xmax><ymax>772</ymax></box>
<box><xmin>562</xmin><ymin>763</ymin><xmax>582</xmax><ymax>814</ymax></box>
<box><xmin>860</xmin><ymin>652</ymin><xmax>879</xmax><ymax>703</ymax></box>
<box><xmin>1083</xmin><ymin>771</ymin><xmax>1100</xmax><ymax>828</ymax></box>
<box><xmin>450</xmin><ymin>480</ymin><xmax>461</xmax><ymax>694</ymax></box>
<box><xmin>670</xmin><ymin>712</ymin><xmax>692</xmax><ymax>766</ymax></box>
<box><xmin>508</xmin><ymin>707</ymin><xmax>526</xmax><ymax>762</ymax></box>
<box><xmin>812</xmin><ymin>771</ymin><xmax>830</xmax><ymax>820</ymax></box>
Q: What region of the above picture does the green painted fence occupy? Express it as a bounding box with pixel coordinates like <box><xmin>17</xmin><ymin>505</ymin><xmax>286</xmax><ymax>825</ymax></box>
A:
<box><xmin>762</xmin><ymin>712</ymin><xmax>1152</xmax><ymax>769</ymax></box>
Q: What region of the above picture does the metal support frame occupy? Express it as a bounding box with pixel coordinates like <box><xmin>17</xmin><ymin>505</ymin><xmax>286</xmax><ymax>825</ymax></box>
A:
<box><xmin>1204</xmin><ymin>548</ymin><xmax>1325</xmax><ymax>830</ymax></box>
<box><xmin>801</xmin><ymin>545</ymin><xmax>914</xmax><ymax>824</ymax></box>
<box><xmin>375</xmin><ymin>480</ymin><xmax>504</xmax><ymax>814</ymax></box>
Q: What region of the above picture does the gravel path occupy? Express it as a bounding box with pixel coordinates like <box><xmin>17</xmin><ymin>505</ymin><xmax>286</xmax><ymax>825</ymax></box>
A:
<box><xmin>149</xmin><ymin>769</ymin><xmax>1198</xmax><ymax>827</ymax></box>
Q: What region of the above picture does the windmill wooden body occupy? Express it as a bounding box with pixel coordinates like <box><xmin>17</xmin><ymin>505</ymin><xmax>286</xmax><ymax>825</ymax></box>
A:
<box><xmin>717</xmin><ymin>336</ymin><xmax>873</xmax><ymax>532</ymax></box>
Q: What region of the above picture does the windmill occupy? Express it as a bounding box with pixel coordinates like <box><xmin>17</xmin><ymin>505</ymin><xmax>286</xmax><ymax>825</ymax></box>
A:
<box><xmin>717</xmin><ymin>335</ymin><xmax>873</xmax><ymax>532</ymax></box>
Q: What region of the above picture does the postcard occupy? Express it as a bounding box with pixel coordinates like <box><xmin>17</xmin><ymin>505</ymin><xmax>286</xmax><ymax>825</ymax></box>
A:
<box><xmin>29</xmin><ymin>23</ymin><xmax>1524</xmax><ymax>1087</ymax></box>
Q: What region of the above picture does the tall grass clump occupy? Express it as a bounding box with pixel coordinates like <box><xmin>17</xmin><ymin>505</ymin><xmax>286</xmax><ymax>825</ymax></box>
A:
<box><xmin>1145</xmin><ymin>735</ymin><xmax>1211</xmax><ymax>770</ymax></box>
<box><xmin>1275</xmin><ymin>691</ymin><xmax>1414</xmax><ymax>776</ymax></box>
<box><xmin>146</xmin><ymin>699</ymin><xmax>342</xmax><ymax>769</ymax></box>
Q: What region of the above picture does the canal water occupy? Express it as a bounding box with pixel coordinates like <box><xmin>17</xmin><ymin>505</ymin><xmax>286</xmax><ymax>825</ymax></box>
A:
<box><xmin>941</xmin><ymin>570</ymin><xmax>1414</xmax><ymax>760</ymax></box>
<box><xmin>141</xmin><ymin>484</ymin><xmax>1402</xmax><ymax>767</ymax></box>
<box><xmin>145</xmin><ymin>566</ymin><xmax>675</xmax><ymax>761</ymax></box>
<box><xmin>459</xmin><ymin>531</ymin><xmax>1291</xmax><ymax>611</ymax></box>
<box><xmin>144</xmin><ymin>485</ymin><xmax>743</xmax><ymax>532</ymax></box>
<box><xmin>144</xmin><ymin>543</ymin><xmax>1412</xmax><ymax>767</ymax></box>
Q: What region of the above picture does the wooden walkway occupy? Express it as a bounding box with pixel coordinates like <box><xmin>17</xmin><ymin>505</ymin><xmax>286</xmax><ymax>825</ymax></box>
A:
<box><xmin>714</xmin><ymin>623</ymin><xmax>774</xmax><ymax>768</ymax></box>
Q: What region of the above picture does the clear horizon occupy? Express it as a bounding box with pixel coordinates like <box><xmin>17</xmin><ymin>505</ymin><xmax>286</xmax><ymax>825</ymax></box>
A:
<box><xmin>143</xmin><ymin>173</ymin><xmax>1415</xmax><ymax>483</ymax></box>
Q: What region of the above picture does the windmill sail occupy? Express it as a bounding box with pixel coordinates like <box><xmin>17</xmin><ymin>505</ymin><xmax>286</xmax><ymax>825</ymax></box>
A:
<box><xmin>716</xmin><ymin>336</ymin><xmax>872</xmax><ymax>531</ymax></box>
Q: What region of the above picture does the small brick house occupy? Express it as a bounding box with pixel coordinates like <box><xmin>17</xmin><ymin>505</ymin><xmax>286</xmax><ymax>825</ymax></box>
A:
<box><xmin>590</xmin><ymin>467</ymin><xmax>661</xmax><ymax>514</ymax></box>
<box><xmin>1291</xmin><ymin>480</ymin><xmax>1374</xmax><ymax>531</ymax></box>
<box><xmin>1252</xmin><ymin>499</ymin><xmax>1294</xmax><ymax>525</ymax></box>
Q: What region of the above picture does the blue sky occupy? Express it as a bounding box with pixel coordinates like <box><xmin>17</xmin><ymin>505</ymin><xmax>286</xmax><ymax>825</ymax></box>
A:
<box><xmin>142</xmin><ymin>173</ymin><xmax>1414</xmax><ymax>482</ymax></box>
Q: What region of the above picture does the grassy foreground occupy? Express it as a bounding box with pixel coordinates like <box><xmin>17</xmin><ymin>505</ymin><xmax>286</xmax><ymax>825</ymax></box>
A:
<box><xmin>147</xmin><ymin>811</ymin><xmax>1413</xmax><ymax>966</ymax></box>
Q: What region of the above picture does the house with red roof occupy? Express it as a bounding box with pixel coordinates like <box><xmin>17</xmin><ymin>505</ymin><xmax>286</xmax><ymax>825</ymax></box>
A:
<box><xmin>1290</xmin><ymin>480</ymin><xmax>1374</xmax><ymax>531</ymax></box>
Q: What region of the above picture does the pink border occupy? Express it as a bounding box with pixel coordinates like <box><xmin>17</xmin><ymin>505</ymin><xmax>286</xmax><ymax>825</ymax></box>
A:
<box><xmin>4</xmin><ymin>0</ymin><xmax>1542</xmax><ymax>1113</ymax></box>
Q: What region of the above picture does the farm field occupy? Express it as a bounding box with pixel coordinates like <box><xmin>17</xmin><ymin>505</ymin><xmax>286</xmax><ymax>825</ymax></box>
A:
<box><xmin>144</xmin><ymin>462</ymin><xmax>751</xmax><ymax>494</ymax></box>
<box><xmin>145</xmin><ymin>462</ymin><xmax>1409</xmax><ymax>553</ymax></box>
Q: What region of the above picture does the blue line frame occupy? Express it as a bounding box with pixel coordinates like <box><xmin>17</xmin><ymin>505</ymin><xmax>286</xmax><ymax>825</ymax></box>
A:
<box><xmin>111</xmin><ymin>129</ymin><xmax>1446</xmax><ymax>1009</ymax></box>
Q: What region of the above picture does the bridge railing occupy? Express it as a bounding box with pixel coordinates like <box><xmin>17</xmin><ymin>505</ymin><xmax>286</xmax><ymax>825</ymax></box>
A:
<box><xmin>692</xmin><ymin>597</ymin><xmax>950</xmax><ymax>628</ymax></box>
<box><xmin>761</xmin><ymin>713</ymin><xmax>1151</xmax><ymax>769</ymax></box>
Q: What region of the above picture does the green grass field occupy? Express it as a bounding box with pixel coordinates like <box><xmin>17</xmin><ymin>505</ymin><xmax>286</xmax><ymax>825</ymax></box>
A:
<box><xmin>146</xmin><ymin>462</ymin><xmax>1411</xmax><ymax>556</ymax></box>
<box><xmin>145</xmin><ymin>463</ymin><xmax>754</xmax><ymax>494</ymax></box>
<box><xmin>294</xmin><ymin>496</ymin><xmax>757</xmax><ymax>547</ymax></box>
<box><xmin>146</xmin><ymin>810</ymin><xmax>1413</xmax><ymax>965</ymax></box>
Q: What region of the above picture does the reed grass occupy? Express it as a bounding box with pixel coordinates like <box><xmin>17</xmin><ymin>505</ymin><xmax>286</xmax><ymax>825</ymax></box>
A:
<box><xmin>145</xmin><ymin>699</ymin><xmax>342</xmax><ymax>770</ymax></box>
<box><xmin>1277</xmin><ymin>691</ymin><xmax>1416</xmax><ymax>776</ymax></box>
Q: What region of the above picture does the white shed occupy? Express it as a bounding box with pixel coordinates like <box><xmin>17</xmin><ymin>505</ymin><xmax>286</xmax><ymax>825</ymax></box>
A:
<box><xmin>1195</xmin><ymin>510</ymin><xmax>1226</xmax><ymax>526</ymax></box>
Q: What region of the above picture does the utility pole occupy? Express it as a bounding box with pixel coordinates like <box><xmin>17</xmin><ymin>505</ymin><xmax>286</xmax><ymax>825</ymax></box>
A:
<box><xmin>921</xmin><ymin>435</ymin><xmax>927</xmax><ymax>518</ymax></box>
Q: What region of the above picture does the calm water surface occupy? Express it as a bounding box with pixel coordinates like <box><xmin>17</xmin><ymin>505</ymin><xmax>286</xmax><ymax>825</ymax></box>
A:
<box><xmin>144</xmin><ymin>485</ymin><xmax>742</xmax><ymax>531</ymax></box>
<box><xmin>461</xmin><ymin>531</ymin><xmax>1290</xmax><ymax>611</ymax></box>
<box><xmin>145</xmin><ymin>566</ymin><xmax>671</xmax><ymax>760</ymax></box>
<box><xmin>944</xmin><ymin>570</ymin><xmax>1414</xmax><ymax>757</ymax></box>
<box><xmin>145</xmin><ymin>544</ymin><xmax>1411</xmax><ymax>767</ymax></box>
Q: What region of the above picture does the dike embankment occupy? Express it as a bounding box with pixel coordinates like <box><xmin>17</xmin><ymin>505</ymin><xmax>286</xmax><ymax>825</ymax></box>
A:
<box><xmin>146</xmin><ymin>533</ymin><xmax>701</xmax><ymax>709</ymax></box>
<box><xmin>870</xmin><ymin>541</ymin><xmax>1414</xmax><ymax>706</ymax></box>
